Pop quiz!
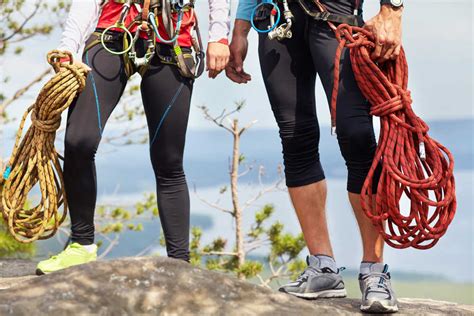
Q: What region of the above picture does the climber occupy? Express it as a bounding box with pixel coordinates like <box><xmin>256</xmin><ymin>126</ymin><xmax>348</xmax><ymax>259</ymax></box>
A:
<box><xmin>36</xmin><ymin>0</ymin><xmax>230</xmax><ymax>274</ymax></box>
<box><xmin>226</xmin><ymin>0</ymin><xmax>404</xmax><ymax>313</ymax></box>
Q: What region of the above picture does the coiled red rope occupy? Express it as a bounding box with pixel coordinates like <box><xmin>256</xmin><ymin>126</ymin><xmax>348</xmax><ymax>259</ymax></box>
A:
<box><xmin>330</xmin><ymin>24</ymin><xmax>456</xmax><ymax>249</ymax></box>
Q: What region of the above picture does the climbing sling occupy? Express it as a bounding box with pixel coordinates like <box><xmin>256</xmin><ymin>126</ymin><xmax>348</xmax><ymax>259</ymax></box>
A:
<box><xmin>0</xmin><ymin>51</ymin><xmax>87</xmax><ymax>243</ymax></box>
<box><xmin>251</xmin><ymin>0</ymin><xmax>457</xmax><ymax>249</ymax></box>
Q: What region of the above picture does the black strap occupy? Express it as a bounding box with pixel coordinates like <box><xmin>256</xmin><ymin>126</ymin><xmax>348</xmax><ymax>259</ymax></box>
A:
<box><xmin>311</xmin><ymin>11</ymin><xmax>360</xmax><ymax>26</ymax></box>
<box><xmin>296</xmin><ymin>0</ymin><xmax>362</xmax><ymax>27</ymax></box>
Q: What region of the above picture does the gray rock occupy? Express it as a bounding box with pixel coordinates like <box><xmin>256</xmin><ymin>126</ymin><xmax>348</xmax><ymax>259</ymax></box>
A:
<box><xmin>0</xmin><ymin>257</ymin><xmax>472</xmax><ymax>316</ymax></box>
<box><xmin>0</xmin><ymin>259</ymin><xmax>37</xmax><ymax>277</ymax></box>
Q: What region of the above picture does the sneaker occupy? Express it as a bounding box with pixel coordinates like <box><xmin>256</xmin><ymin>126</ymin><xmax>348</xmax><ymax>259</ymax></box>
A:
<box><xmin>36</xmin><ymin>243</ymin><xmax>97</xmax><ymax>275</ymax></box>
<box><xmin>359</xmin><ymin>263</ymin><xmax>398</xmax><ymax>313</ymax></box>
<box><xmin>279</xmin><ymin>255</ymin><xmax>347</xmax><ymax>299</ymax></box>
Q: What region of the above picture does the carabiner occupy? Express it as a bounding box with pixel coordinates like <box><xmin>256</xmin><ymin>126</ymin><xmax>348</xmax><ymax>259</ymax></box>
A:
<box><xmin>149</xmin><ymin>11</ymin><xmax>183</xmax><ymax>44</ymax></box>
<box><xmin>250</xmin><ymin>0</ymin><xmax>281</xmax><ymax>34</ymax></box>
<box><xmin>100</xmin><ymin>0</ymin><xmax>134</xmax><ymax>55</ymax></box>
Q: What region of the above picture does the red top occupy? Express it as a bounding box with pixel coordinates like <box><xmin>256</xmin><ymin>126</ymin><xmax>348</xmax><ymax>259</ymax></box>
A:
<box><xmin>97</xmin><ymin>2</ymin><xmax>195</xmax><ymax>47</ymax></box>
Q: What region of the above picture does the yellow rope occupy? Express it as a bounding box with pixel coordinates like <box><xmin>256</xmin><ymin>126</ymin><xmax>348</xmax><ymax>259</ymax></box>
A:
<box><xmin>0</xmin><ymin>50</ymin><xmax>87</xmax><ymax>243</ymax></box>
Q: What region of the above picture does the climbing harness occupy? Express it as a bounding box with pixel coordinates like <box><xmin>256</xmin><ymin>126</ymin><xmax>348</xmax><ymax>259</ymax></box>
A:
<box><xmin>0</xmin><ymin>51</ymin><xmax>87</xmax><ymax>243</ymax></box>
<box><xmin>251</xmin><ymin>0</ymin><xmax>361</xmax><ymax>41</ymax></box>
<box><xmin>90</xmin><ymin>0</ymin><xmax>204</xmax><ymax>79</ymax></box>
<box><xmin>319</xmin><ymin>0</ymin><xmax>456</xmax><ymax>249</ymax></box>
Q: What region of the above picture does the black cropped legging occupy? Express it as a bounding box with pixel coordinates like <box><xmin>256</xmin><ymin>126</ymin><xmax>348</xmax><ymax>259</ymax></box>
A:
<box><xmin>258</xmin><ymin>1</ymin><xmax>380</xmax><ymax>193</ymax></box>
<box><xmin>64</xmin><ymin>35</ymin><xmax>192</xmax><ymax>261</ymax></box>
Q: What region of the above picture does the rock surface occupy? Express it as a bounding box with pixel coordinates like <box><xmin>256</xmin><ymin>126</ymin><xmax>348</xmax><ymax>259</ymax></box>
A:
<box><xmin>0</xmin><ymin>257</ymin><xmax>472</xmax><ymax>315</ymax></box>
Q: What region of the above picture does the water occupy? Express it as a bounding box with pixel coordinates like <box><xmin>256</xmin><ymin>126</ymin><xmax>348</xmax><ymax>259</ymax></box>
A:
<box><xmin>2</xmin><ymin>119</ymin><xmax>473</xmax><ymax>283</ymax></box>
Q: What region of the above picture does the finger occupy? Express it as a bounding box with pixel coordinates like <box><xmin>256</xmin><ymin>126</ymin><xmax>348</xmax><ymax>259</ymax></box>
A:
<box><xmin>233</xmin><ymin>55</ymin><xmax>243</xmax><ymax>73</ymax></box>
<box><xmin>224</xmin><ymin>55</ymin><xmax>230</xmax><ymax>68</ymax></box>
<box><xmin>208</xmin><ymin>56</ymin><xmax>216</xmax><ymax>72</ymax></box>
<box><xmin>240</xmin><ymin>70</ymin><xmax>252</xmax><ymax>81</ymax></box>
<box><xmin>216</xmin><ymin>57</ymin><xmax>224</xmax><ymax>72</ymax></box>
<box><xmin>209</xmin><ymin>69</ymin><xmax>218</xmax><ymax>79</ymax></box>
<box><xmin>371</xmin><ymin>39</ymin><xmax>384</xmax><ymax>61</ymax></box>
<box><xmin>231</xmin><ymin>70</ymin><xmax>249</xmax><ymax>83</ymax></box>
<box><xmin>225</xmin><ymin>66</ymin><xmax>243</xmax><ymax>83</ymax></box>
<box><xmin>381</xmin><ymin>44</ymin><xmax>396</xmax><ymax>63</ymax></box>
<box><xmin>391</xmin><ymin>44</ymin><xmax>402</xmax><ymax>60</ymax></box>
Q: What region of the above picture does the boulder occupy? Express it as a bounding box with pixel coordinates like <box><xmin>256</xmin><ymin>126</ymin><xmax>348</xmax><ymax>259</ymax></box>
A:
<box><xmin>0</xmin><ymin>257</ymin><xmax>472</xmax><ymax>315</ymax></box>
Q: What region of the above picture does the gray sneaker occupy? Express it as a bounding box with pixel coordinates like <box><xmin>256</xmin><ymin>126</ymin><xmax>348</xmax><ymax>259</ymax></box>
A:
<box><xmin>279</xmin><ymin>255</ymin><xmax>347</xmax><ymax>299</ymax></box>
<box><xmin>359</xmin><ymin>263</ymin><xmax>398</xmax><ymax>313</ymax></box>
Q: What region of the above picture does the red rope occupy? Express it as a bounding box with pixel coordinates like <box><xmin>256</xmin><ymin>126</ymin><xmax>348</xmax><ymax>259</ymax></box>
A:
<box><xmin>330</xmin><ymin>24</ymin><xmax>457</xmax><ymax>249</ymax></box>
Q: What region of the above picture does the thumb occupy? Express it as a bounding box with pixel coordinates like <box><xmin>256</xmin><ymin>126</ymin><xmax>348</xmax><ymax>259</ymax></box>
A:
<box><xmin>233</xmin><ymin>53</ymin><xmax>244</xmax><ymax>73</ymax></box>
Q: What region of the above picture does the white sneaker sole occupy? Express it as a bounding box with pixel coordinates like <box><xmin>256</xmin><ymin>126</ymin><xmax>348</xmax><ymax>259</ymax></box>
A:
<box><xmin>287</xmin><ymin>288</ymin><xmax>347</xmax><ymax>299</ymax></box>
<box><xmin>360</xmin><ymin>300</ymin><xmax>399</xmax><ymax>313</ymax></box>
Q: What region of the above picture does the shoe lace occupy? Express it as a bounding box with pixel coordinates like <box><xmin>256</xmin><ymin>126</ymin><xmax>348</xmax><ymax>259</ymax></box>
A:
<box><xmin>364</xmin><ymin>272</ymin><xmax>390</xmax><ymax>292</ymax></box>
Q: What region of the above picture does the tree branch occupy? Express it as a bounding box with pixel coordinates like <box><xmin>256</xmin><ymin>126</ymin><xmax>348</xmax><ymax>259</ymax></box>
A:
<box><xmin>0</xmin><ymin>67</ymin><xmax>52</xmax><ymax>115</ymax></box>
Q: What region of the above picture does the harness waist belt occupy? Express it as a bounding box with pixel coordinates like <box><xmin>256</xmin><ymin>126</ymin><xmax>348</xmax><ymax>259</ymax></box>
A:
<box><xmin>296</xmin><ymin>0</ymin><xmax>362</xmax><ymax>27</ymax></box>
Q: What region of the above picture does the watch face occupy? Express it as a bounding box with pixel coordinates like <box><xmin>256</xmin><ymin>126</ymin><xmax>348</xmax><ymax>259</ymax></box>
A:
<box><xmin>391</xmin><ymin>0</ymin><xmax>403</xmax><ymax>6</ymax></box>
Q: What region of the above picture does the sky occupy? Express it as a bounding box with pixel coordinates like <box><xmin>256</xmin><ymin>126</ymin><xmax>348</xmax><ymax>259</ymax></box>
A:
<box><xmin>0</xmin><ymin>0</ymin><xmax>473</xmax><ymax>130</ymax></box>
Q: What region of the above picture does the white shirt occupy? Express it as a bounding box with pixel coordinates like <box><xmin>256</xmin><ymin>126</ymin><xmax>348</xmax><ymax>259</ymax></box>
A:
<box><xmin>58</xmin><ymin>0</ymin><xmax>231</xmax><ymax>60</ymax></box>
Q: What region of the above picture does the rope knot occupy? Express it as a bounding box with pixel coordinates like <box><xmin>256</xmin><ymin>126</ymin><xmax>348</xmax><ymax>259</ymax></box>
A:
<box><xmin>370</xmin><ymin>95</ymin><xmax>404</xmax><ymax>117</ymax></box>
<box><xmin>31</xmin><ymin>110</ymin><xmax>61</xmax><ymax>132</ymax></box>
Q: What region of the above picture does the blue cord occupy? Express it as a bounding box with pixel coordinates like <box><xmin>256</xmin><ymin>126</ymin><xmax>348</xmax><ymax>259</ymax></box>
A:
<box><xmin>150</xmin><ymin>83</ymin><xmax>185</xmax><ymax>146</ymax></box>
<box><xmin>85</xmin><ymin>51</ymin><xmax>103</xmax><ymax>135</ymax></box>
<box><xmin>251</xmin><ymin>0</ymin><xmax>281</xmax><ymax>34</ymax></box>
<box><xmin>149</xmin><ymin>12</ymin><xmax>183</xmax><ymax>44</ymax></box>
<box><xmin>3</xmin><ymin>166</ymin><xmax>11</xmax><ymax>180</ymax></box>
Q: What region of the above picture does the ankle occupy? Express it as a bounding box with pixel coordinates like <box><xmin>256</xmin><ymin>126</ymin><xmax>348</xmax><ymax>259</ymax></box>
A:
<box><xmin>360</xmin><ymin>261</ymin><xmax>387</xmax><ymax>275</ymax></box>
<box><xmin>309</xmin><ymin>254</ymin><xmax>338</xmax><ymax>272</ymax></box>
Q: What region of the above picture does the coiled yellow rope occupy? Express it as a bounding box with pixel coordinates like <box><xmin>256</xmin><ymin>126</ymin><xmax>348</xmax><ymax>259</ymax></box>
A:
<box><xmin>1</xmin><ymin>50</ymin><xmax>87</xmax><ymax>243</ymax></box>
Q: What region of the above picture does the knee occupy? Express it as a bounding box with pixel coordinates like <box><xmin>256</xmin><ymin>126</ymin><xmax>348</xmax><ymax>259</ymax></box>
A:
<box><xmin>64</xmin><ymin>132</ymin><xmax>99</xmax><ymax>159</ymax></box>
<box><xmin>278</xmin><ymin>120</ymin><xmax>325</xmax><ymax>187</ymax></box>
<box><xmin>337</xmin><ymin>123</ymin><xmax>376</xmax><ymax>162</ymax></box>
<box><xmin>337</xmin><ymin>124</ymin><xmax>378</xmax><ymax>194</ymax></box>
<box><xmin>150</xmin><ymin>153</ymin><xmax>186</xmax><ymax>186</ymax></box>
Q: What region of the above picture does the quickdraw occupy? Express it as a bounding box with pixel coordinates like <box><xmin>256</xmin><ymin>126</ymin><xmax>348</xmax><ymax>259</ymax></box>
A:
<box><xmin>93</xmin><ymin>0</ymin><xmax>204</xmax><ymax>79</ymax></box>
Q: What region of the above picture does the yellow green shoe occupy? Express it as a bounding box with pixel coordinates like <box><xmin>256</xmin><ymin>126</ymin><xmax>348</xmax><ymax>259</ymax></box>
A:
<box><xmin>36</xmin><ymin>243</ymin><xmax>97</xmax><ymax>275</ymax></box>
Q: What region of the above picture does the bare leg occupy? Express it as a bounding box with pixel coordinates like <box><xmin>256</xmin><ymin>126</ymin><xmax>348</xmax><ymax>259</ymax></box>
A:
<box><xmin>288</xmin><ymin>180</ymin><xmax>334</xmax><ymax>257</ymax></box>
<box><xmin>348</xmin><ymin>193</ymin><xmax>384</xmax><ymax>262</ymax></box>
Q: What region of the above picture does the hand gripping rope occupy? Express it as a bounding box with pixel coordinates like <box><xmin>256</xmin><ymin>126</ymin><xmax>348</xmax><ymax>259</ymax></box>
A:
<box><xmin>330</xmin><ymin>24</ymin><xmax>456</xmax><ymax>249</ymax></box>
<box><xmin>0</xmin><ymin>51</ymin><xmax>87</xmax><ymax>243</ymax></box>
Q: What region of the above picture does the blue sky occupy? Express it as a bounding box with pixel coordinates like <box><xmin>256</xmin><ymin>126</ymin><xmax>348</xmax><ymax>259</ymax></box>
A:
<box><xmin>1</xmin><ymin>0</ymin><xmax>472</xmax><ymax>130</ymax></box>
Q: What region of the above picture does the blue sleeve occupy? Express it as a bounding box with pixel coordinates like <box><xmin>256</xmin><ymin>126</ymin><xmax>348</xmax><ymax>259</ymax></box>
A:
<box><xmin>236</xmin><ymin>0</ymin><xmax>256</xmax><ymax>21</ymax></box>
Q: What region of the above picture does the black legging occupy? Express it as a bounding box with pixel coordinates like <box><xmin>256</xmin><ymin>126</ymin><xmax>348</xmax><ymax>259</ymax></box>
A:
<box><xmin>257</xmin><ymin>0</ymin><xmax>380</xmax><ymax>193</ymax></box>
<box><xmin>64</xmin><ymin>34</ymin><xmax>192</xmax><ymax>261</ymax></box>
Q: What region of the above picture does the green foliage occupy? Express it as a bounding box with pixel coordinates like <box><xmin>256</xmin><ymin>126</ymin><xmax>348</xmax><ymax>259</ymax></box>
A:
<box><xmin>248</xmin><ymin>204</ymin><xmax>274</xmax><ymax>239</ymax></box>
<box><xmin>0</xmin><ymin>223</ymin><xmax>35</xmax><ymax>258</ymax></box>
<box><xmin>191</xmin><ymin>203</ymin><xmax>305</xmax><ymax>283</ymax></box>
<box><xmin>189</xmin><ymin>227</ymin><xmax>202</xmax><ymax>266</ymax></box>
<box><xmin>287</xmin><ymin>258</ymin><xmax>306</xmax><ymax>280</ymax></box>
<box><xmin>202</xmin><ymin>237</ymin><xmax>227</xmax><ymax>253</ymax></box>
<box><xmin>237</xmin><ymin>260</ymin><xmax>263</xmax><ymax>278</ymax></box>
<box><xmin>135</xmin><ymin>193</ymin><xmax>158</xmax><ymax>217</ymax></box>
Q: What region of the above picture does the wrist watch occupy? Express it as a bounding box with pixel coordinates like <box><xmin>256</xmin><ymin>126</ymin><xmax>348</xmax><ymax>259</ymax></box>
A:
<box><xmin>380</xmin><ymin>0</ymin><xmax>404</xmax><ymax>8</ymax></box>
